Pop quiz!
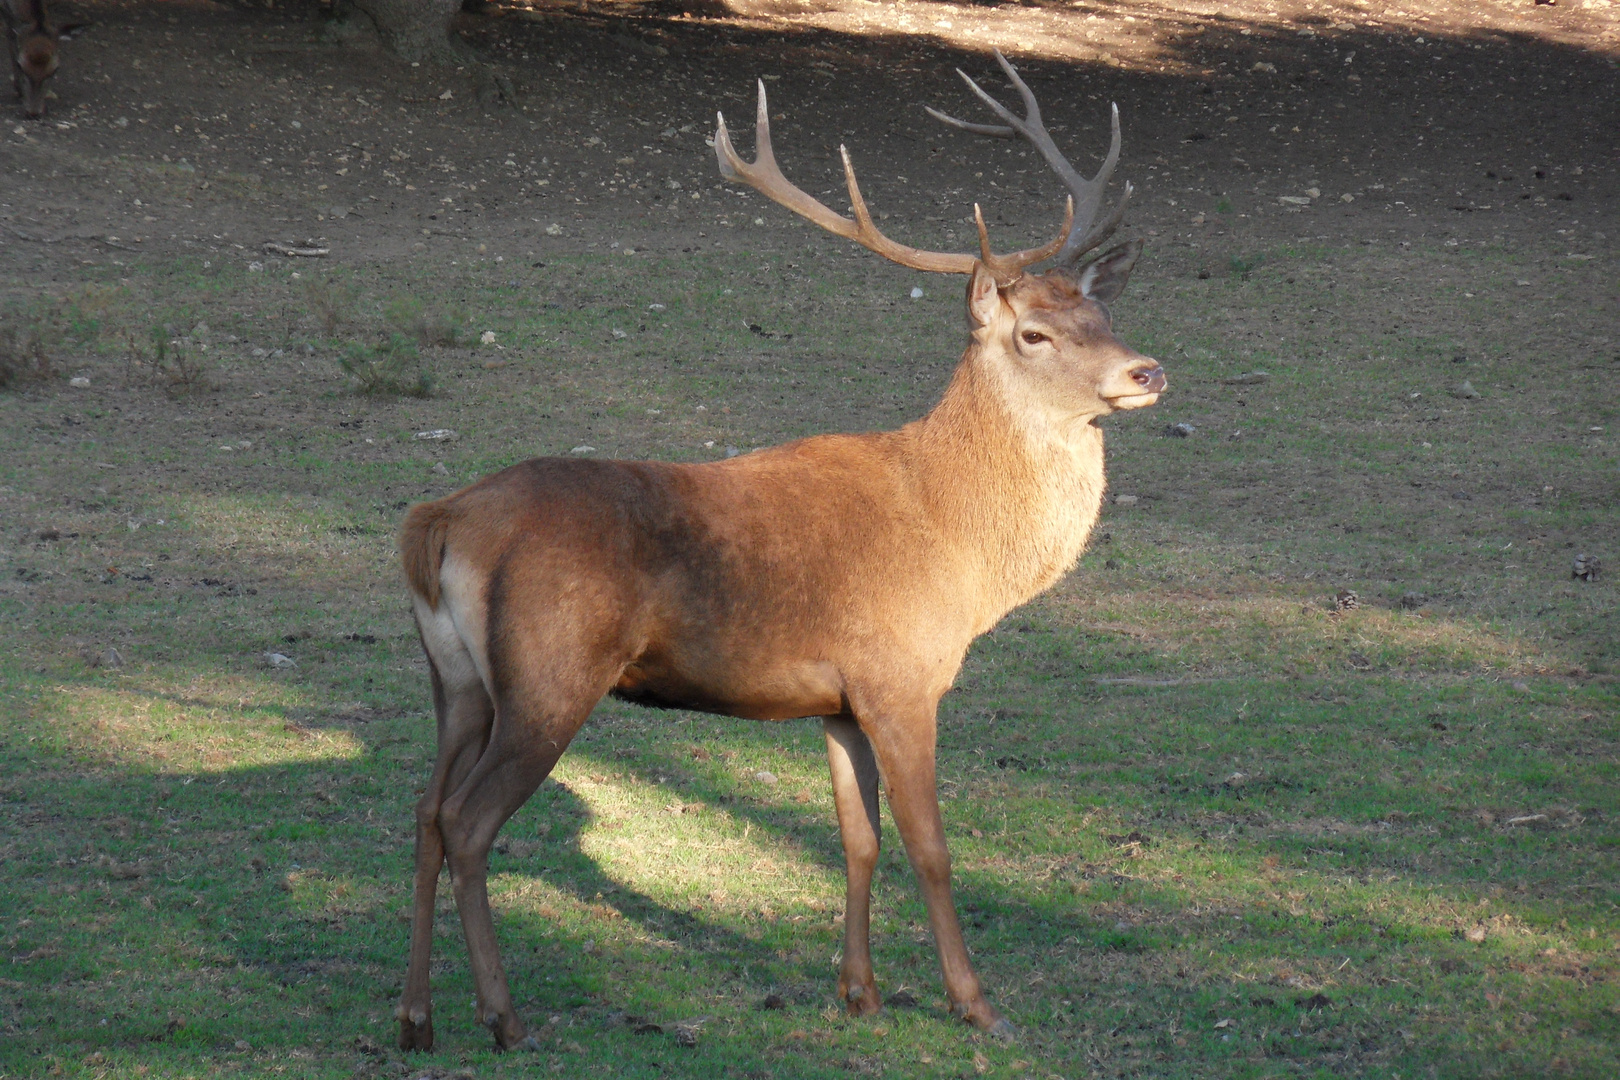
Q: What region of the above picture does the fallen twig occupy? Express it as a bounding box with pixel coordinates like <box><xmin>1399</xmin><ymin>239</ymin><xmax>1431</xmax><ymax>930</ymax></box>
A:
<box><xmin>264</xmin><ymin>241</ymin><xmax>329</xmax><ymax>258</ymax></box>
<box><xmin>4</xmin><ymin>225</ymin><xmax>139</xmax><ymax>251</ymax></box>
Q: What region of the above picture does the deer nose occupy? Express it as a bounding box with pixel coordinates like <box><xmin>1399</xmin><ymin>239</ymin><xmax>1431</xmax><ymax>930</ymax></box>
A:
<box><xmin>1130</xmin><ymin>363</ymin><xmax>1167</xmax><ymax>394</ymax></box>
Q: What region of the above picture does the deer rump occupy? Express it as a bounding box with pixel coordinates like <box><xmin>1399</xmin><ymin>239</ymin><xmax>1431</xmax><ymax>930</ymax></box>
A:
<box><xmin>403</xmin><ymin>443</ymin><xmax>971</xmax><ymax>725</ymax></box>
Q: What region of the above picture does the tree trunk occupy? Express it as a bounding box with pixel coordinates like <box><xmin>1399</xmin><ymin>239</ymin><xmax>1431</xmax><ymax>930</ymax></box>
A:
<box><xmin>347</xmin><ymin>0</ymin><xmax>462</xmax><ymax>64</ymax></box>
<box><xmin>345</xmin><ymin>0</ymin><xmax>513</xmax><ymax>103</ymax></box>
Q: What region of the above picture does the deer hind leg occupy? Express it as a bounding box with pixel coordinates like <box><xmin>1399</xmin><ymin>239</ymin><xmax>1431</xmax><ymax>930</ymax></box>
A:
<box><xmin>823</xmin><ymin>715</ymin><xmax>883</xmax><ymax>1016</ymax></box>
<box><xmin>856</xmin><ymin>699</ymin><xmax>1012</xmax><ymax>1039</ymax></box>
<box><xmin>437</xmin><ymin>653</ymin><xmax>618</xmax><ymax>1051</ymax></box>
<box><xmin>399</xmin><ymin>632</ymin><xmax>494</xmax><ymax>1052</ymax></box>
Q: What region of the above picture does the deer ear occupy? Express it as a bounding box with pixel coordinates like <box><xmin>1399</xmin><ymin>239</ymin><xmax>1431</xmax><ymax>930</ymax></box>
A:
<box><xmin>1077</xmin><ymin>239</ymin><xmax>1143</xmax><ymax>305</ymax></box>
<box><xmin>965</xmin><ymin>261</ymin><xmax>1001</xmax><ymax>328</ymax></box>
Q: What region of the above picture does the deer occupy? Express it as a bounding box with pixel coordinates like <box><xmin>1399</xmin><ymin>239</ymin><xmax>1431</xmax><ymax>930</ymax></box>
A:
<box><xmin>395</xmin><ymin>55</ymin><xmax>1165</xmax><ymax>1052</ymax></box>
<box><xmin>3</xmin><ymin>0</ymin><xmax>57</xmax><ymax>119</ymax></box>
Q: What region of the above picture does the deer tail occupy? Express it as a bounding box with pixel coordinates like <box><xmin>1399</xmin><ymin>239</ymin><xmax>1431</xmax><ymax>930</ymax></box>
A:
<box><xmin>400</xmin><ymin>501</ymin><xmax>454</xmax><ymax>610</ymax></box>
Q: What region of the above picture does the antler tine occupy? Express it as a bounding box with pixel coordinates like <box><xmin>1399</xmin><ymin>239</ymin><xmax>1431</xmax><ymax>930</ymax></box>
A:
<box><xmin>975</xmin><ymin>205</ymin><xmax>993</xmax><ymax>265</ymax></box>
<box><xmin>928</xmin><ymin>50</ymin><xmax>1134</xmax><ymax>269</ymax></box>
<box><xmin>715</xmin><ymin>81</ymin><xmax>863</xmax><ymax>243</ymax></box>
<box><xmin>975</xmin><ymin>199</ymin><xmax>1074</xmax><ymax>277</ymax></box>
<box><xmin>1053</xmin><ymin>100</ymin><xmax>1133</xmax><ymax>266</ymax></box>
<box><xmin>715</xmin><ymin>79</ymin><xmax>1075</xmax><ymax>284</ymax></box>
<box><xmin>921</xmin><ymin>105</ymin><xmax>1015</xmax><ymax>140</ymax></box>
<box><xmin>717</xmin><ymin>80</ymin><xmax>975</xmax><ymax>275</ymax></box>
<box><xmin>839</xmin><ymin>145</ymin><xmax>878</xmax><ymax>237</ymax></box>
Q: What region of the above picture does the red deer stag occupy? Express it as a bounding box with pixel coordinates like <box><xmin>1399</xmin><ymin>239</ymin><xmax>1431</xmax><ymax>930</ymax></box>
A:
<box><xmin>395</xmin><ymin>63</ymin><xmax>1164</xmax><ymax>1051</ymax></box>
<box><xmin>3</xmin><ymin>0</ymin><xmax>57</xmax><ymax>119</ymax></box>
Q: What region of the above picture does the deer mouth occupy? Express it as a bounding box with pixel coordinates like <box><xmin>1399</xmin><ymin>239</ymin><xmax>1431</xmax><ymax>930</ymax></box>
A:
<box><xmin>1105</xmin><ymin>363</ymin><xmax>1166</xmax><ymax>410</ymax></box>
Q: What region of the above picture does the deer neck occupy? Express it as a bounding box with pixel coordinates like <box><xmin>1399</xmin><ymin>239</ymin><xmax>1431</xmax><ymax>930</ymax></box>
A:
<box><xmin>908</xmin><ymin>344</ymin><xmax>1107</xmax><ymax>627</ymax></box>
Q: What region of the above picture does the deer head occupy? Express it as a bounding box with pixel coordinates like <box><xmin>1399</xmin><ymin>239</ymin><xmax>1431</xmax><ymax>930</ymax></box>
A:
<box><xmin>714</xmin><ymin>75</ymin><xmax>1165</xmax><ymax>432</ymax></box>
<box><xmin>964</xmin><ymin>253</ymin><xmax>1165</xmax><ymax>437</ymax></box>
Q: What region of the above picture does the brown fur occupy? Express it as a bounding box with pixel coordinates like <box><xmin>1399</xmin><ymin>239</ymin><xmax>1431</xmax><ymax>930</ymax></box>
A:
<box><xmin>395</xmin><ymin>258</ymin><xmax>1165</xmax><ymax>1052</ymax></box>
<box><xmin>399</xmin><ymin>501</ymin><xmax>454</xmax><ymax>610</ymax></box>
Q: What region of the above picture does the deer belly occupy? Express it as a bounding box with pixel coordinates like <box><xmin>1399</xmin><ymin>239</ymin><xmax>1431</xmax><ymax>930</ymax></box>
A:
<box><xmin>611</xmin><ymin>656</ymin><xmax>844</xmax><ymax>720</ymax></box>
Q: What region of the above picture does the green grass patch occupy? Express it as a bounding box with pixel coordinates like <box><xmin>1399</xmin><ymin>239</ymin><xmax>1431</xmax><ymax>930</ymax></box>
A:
<box><xmin>0</xmin><ymin>239</ymin><xmax>1615</xmax><ymax>1079</ymax></box>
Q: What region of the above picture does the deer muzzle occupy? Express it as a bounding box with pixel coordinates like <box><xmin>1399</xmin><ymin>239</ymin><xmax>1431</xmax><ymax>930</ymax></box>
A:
<box><xmin>1131</xmin><ymin>364</ymin><xmax>1167</xmax><ymax>394</ymax></box>
<box><xmin>1102</xmin><ymin>361</ymin><xmax>1166</xmax><ymax>412</ymax></box>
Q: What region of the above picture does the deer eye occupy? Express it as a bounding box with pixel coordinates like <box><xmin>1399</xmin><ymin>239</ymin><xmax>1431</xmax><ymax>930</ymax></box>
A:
<box><xmin>1020</xmin><ymin>330</ymin><xmax>1049</xmax><ymax>346</ymax></box>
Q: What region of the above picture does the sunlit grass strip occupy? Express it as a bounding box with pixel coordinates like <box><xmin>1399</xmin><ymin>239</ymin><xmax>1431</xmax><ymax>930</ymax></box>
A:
<box><xmin>545</xmin><ymin>754</ymin><xmax>847</xmax><ymax>909</ymax></box>
<box><xmin>1043</xmin><ymin>580</ymin><xmax>1559</xmax><ymax>676</ymax></box>
<box><xmin>30</xmin><ymin>679</ymin><xmax>364</xmax><ymax>774</ymax></box>
<box><xmin>174</xmin><ymin>493</ymin><xmax>391</xmax><ymax>566</ymax></box>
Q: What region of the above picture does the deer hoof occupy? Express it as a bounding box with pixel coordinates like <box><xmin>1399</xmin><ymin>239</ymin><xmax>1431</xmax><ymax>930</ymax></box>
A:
<box><xmin>485</xmin><ymin>1013</ymin><xmax>531</xmax><ymax>1051</ymax></box>
<box><xmin>950</xmin><ymin>998</ymin><xmax>1012</xmax><ymax>1037</ymax></box>
<box><xmin>843</xmin><ymin>983</ymin><xmax>882</xmax><ymax>1017</ymax></box>
<box><xmin>987</xmin><ymin>1017</ymin><xmax>1018</xmax><ymax>1042</ymax></box>
<box><xmin>396</xmin><ymin>1012</ymin><xmax>434</xmax><ymax>1053</ymax></box>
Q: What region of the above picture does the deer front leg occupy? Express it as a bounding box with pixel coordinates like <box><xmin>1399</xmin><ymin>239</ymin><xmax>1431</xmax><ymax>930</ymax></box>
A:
<box><xmin>823</xmin><ymin>716</ymin><xmax>883</xmax><ymax>1016</ymax></box>
<box><xmin>863</xmin><ymin>710</ymin><xmax>1012</xmax><ymax>1039</ymax></box>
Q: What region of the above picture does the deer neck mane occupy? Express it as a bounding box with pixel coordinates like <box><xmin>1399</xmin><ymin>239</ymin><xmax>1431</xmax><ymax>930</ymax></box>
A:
<box><xmin>907</xmin><ymin>340</ymin><xmax>1107</xmax><ymax>624</ymax></box>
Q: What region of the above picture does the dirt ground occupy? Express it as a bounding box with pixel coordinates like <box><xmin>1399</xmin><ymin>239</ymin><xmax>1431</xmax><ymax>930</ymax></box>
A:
<box><xmin>2</xmin><ymin>0</ymin><xmax>1614</xmax><ymax>507</ymax></box>
<box><xmin>4</xmin><ymin>0</ymin><xmax>1615</xmax><ymax>633</ymax></box>
<box><xmin>3</xmin><ymin>0</ymin><xmax>1615</xmax><ymax>280</ymax></box>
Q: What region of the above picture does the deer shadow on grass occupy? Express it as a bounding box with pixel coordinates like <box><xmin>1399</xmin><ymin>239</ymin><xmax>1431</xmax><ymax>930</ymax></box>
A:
<box><xmin>0</xmin><ymin>675</ymin><xmax>889</xmax><ymax>1053</ymax></box>
<box><xmin>4</xmin><ymin>667</ymin><xmax>1610</xmax><ymax>1076</ymax></box>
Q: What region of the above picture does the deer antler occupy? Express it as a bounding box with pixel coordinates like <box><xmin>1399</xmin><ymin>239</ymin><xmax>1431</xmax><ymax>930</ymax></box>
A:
<box><xmin>716</xmin><ymin>81</ymin><xmax>1073</xmax><ymax>286</ymax></box>
<box><xmin>925</xmin><ymin>50</ymin><xmax>1133</xmax><ymax>270</ymax></box>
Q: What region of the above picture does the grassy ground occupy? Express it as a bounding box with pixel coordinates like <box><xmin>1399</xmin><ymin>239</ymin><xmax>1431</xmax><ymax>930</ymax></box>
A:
<box><xmin>1</xmin><ymin>231</ymin><xmax>1616</xmax><ymax>1080</ymax></box>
